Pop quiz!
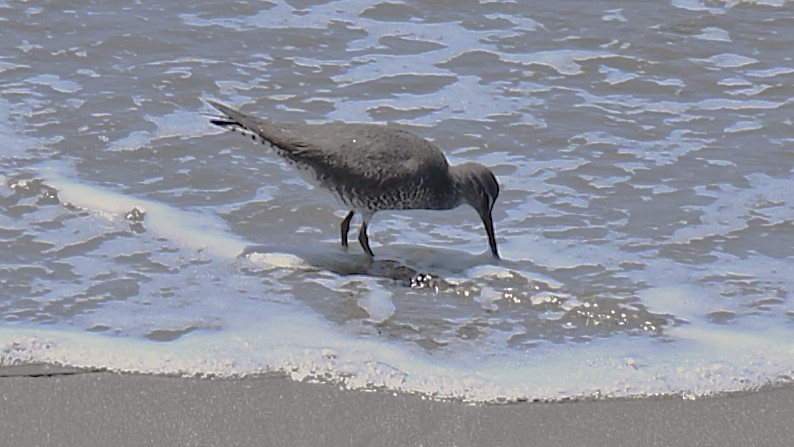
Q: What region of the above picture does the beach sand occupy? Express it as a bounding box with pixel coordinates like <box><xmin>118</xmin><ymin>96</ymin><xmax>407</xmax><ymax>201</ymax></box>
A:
<box><xmin>1</xmin><ymin>365</ymin><xmax>792</xmax><ymax>446</ymax></box>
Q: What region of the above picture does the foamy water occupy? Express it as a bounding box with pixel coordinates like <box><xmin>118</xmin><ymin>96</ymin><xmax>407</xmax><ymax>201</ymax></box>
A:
<box><xmin>1</xmin><ymin>0</ymin><xmax>793</xmax><ymax>402</ymax></box>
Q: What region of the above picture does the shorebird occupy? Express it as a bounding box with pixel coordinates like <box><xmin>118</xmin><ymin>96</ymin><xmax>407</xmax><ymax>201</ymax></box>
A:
<box><xmin>207</xmin><ymin>101</ymin><xmax>500</xmax><ymax>259</ymax></box>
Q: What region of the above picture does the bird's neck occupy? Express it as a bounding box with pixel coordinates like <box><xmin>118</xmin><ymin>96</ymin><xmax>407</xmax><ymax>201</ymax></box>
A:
<box><xmin>446</xmin><ymin>165</ymin><xmax>470</xmax><ymax>209</ymax></box>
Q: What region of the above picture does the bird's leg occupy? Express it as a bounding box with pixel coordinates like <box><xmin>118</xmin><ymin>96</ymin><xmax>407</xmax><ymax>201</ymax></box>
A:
<box><xmin>340</xmin><ymin>210</ymin><xmax>355</xmax><ymax>248</ymax></box>
<box><xmin>358</xmin><ymin>215</ymin><xmax>375</xmax><ymax>258</ymax></box>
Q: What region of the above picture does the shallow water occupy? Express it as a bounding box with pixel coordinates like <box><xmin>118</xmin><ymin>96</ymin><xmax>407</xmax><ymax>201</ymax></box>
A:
<box><xmin>1</xmin><ymin>0</ymin><xmax>793</xmax><ymax>401</ymax></box>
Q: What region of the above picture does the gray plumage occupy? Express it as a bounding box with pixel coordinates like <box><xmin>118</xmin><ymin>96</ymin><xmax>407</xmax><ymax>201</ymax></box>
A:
<box><xmin>207</xmin><ymin>100</ymin><xmax>500</xmax><ymax>259</ymax></box>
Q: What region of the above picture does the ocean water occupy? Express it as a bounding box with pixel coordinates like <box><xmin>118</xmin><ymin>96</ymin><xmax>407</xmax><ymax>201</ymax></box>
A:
<box><xmin>1</xmin><ymin>0</ymin><xmax>793</xmax><ymax>402</ymax></box>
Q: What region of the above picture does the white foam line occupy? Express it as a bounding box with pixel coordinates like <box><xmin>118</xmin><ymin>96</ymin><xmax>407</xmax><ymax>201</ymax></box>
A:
<box><xmin>38</xmin><ymin>163</ymin><xmax>246</xmax><ymax>259</ymax></box>
<box><xmin>3</xmin><ymin>310</ymin><xmax>793</xmax><ymax>402</ymax></box>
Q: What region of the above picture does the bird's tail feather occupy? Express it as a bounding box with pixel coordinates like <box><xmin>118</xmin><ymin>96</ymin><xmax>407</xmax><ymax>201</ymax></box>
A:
<box><xmin>206</xmin><ymin>100</ymin><xmax>297</xmax><ymax>150</ymax></box>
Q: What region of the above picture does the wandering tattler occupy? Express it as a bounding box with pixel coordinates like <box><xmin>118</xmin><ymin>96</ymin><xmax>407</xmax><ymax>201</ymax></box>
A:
<box><xmin>208</xmin><ymin>101</ymin><xmax>500</xmax><ymax>259</ymax></box>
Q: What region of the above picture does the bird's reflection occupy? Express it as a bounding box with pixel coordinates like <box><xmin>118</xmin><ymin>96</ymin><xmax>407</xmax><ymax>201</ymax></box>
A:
<box><xmin>237</xmin><ymin>244</ymin><xmax>497</xmax><ymax>289</ymax></box>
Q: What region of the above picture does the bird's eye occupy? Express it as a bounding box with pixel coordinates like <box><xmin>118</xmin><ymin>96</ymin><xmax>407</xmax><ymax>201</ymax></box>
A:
<box><xmin>481</xmin><ymin>191</ymin><xmax>491</xmax><ymax>209</ymax></box>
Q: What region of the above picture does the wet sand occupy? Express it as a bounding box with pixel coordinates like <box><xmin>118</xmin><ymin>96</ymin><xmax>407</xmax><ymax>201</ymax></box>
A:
<box><xmin>1</xmin><ymin>365</ymin><xmax>792</xmax><ymax>446</ymax></box>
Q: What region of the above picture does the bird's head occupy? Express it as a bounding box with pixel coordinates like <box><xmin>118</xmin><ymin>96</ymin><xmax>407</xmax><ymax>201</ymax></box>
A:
<box><xmin>451</xmin><ymin>162</ymin><xmax>500</xmax><ymax>259</ymax></box>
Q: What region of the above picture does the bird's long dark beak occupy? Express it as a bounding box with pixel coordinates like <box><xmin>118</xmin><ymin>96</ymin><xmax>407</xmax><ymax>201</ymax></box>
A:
<box><xmin>480</xmin><ymin>210</ymin><xmax>499</xmax><ymax>259</ymax></box>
